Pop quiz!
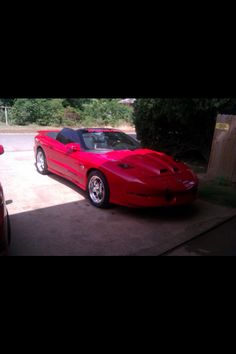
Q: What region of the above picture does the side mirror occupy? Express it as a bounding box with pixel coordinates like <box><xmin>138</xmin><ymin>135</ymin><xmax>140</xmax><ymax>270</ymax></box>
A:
<box><xmin>66</xmin><ymin>143</ymin><xmax>80</xmax><ymax>153</ymax></box>
<box><xmin>0</xmin><ymin>145</ymin><xmax>4</xmax><ymax>155</ymax></box>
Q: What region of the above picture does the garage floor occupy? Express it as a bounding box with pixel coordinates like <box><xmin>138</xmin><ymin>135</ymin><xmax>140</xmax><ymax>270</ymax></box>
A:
<box><xmin>1</xmin><ymin>151</ymin><xmax>236</xmax><ymax>256</ymax></box>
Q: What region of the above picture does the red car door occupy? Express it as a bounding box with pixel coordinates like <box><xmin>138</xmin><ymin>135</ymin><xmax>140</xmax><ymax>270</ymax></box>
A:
<box><xmin>48</xmin><ymin>128</ymin><xmax>85</xmax><ymax>186</ymax></box>
<box><xmin>62</xmin><ymin>146</ymin><xmax>85</xmax><ymax>186</ymax></box>
<box><xmin>50</xmin><ymin>142</ymin><xmax>85</xmax><ymax>185</ymax></box>
<box><xmin>48</xmin><ymin>140</ymin><xmax>70</xmax><ymax>179</ymax></box>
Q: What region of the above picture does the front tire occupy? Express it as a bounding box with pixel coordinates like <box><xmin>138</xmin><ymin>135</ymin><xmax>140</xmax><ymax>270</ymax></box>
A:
<box><xmin>87</xmin><ymin>170</ymin><xmax>110</xmax><ymax>208</ymax></box>
<box><xmin>36</xmin><ymin>148</ymin><xmax>49</xmax><ymax>175</ymax></box>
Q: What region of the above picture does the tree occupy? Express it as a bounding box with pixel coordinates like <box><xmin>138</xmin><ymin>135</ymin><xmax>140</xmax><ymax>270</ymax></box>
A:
<box><xmin>8</xmin><ymin>98</ymin><xmax>133</xmax><ymax>127</ymax></box>
<box><xmin>10</xmin><ymin>99</ymin><xmax>65</xmax><ymax>125</ymax></box>
<box><xmin>0</xmin><ymin>98</ymin><xmax>15</xmax><ymax>106</ymax></box>
<box><xmin>62</xmin><ymin>99</ymin><xmax>92</xmax><ymax>109</ymax></box>
<box><xmin>133</xmin><ymin>98</ymin><xmax>236</xmax><ymax>161</ymax></box>
<box><xmin>80</xmin><ymin>99</ymin><xmax>133</xmax><ymax>126</ymax></box>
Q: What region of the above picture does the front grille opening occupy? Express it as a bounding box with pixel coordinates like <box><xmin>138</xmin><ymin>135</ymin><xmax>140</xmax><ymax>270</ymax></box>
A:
<box><xmin>160</xmin><ymin>168</ymin><xmax>168</xmax><ymax>174</ymax></box>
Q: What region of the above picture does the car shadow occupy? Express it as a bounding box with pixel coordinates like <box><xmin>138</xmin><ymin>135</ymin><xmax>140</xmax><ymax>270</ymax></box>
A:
<box><xmin>48</xmin><ymin>173</ymin><xmax>87</xmax><ymax>198</ymax></box>
<box><xmin>7</xmin><ymin>198</ymin><xmax>200</xmax><ymax>256</ymax></box>
<box><xmin>115</xmin><ymin>203</ymin><xmax>200</xmax><ymax>221</ymax></box>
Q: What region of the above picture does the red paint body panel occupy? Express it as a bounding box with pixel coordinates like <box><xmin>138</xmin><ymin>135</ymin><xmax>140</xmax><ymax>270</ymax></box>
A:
<box><xmin>34</xmin><ymin>130</ymin><xmax>199</xmax><ymax>207</ymax></box>
<box><xmin>0</xmin><ymin>183</ymin><xmax>8</xmax><ymax>256</ymax></box>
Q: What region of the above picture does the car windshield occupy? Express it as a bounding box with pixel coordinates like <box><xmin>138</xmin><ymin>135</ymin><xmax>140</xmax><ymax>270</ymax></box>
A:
<box><xmin>81</xmin><ymin>131</ymin><xmax>140</xmax><ymax>151</ymax></box>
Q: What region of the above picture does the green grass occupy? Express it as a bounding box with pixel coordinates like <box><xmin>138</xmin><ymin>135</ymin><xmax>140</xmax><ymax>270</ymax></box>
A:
<box><xmin>183</xmin><ymin>160</ymin><xmax>208</xmax><ymax>174</ymax></box>
<box><xmin>198</xmin><ymin>180</ymin><xmax>236</xmax><ymax>208</ymax></box>
<box><xmin>182</xmin><ymin>160</ymin><xmax>236</xmax><ymax>208</ymax></box>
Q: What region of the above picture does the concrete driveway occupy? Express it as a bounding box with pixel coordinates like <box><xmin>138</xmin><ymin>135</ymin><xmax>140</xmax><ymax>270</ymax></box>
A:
<box><xmin>0</xmin><ymin>133</ymin><xmax>35</xmax><ymax>152</ymax></box>
<box><xmin>1</xmin><ymin>134</ymin><xmax>236</xmax><ymax>256</ymax></box>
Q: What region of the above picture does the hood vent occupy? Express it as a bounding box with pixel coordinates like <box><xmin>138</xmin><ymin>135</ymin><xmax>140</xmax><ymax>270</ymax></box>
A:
<box><xmin>159</xmin><ymin>167</ymin><xmax>179</xmax><ymax>174</ymax></box>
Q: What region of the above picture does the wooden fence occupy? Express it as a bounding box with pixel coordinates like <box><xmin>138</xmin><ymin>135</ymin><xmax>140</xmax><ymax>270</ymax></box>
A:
<box><xmin>207</xmin><ymin>114</ymin><xmax>236</xmax><ymax>182</ymax></box>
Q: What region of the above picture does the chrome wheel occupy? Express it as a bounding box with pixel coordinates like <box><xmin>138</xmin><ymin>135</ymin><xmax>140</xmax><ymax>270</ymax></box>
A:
<box><xmin>36</xmin><ymin>149</ymin><xmax>48</xmax><ymax>175</ymax></box>
<box><xmin>36</xmin><ymin>151</ymin><xmax>45</xmax><ymax>173</ymax></box>
<box><xmin>88</xmin><ymin>176</ymin><xmax>105</xmax><ymax>204</ymax></box>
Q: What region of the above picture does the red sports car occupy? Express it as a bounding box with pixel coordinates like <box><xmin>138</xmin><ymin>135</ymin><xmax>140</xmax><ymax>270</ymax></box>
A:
<box><xmin>34</xmin><ymin>128</ymin><xmax>198</xmax><ymax>208</ymax></box>
<box><xmin>0</xmin><ymin>145</ymin><xmax>11</xmax><ymax>256</ymax></box>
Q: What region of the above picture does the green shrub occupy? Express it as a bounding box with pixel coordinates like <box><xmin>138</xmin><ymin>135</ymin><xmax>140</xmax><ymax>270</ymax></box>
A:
<box><xmin>199</xmin><ymin>181</ymin><xmax>236</xmax><ymax>208</ymax></box>
<box><xmin>62</xmin><ymin>106</ymin><xmax>82</xmax><ymax>126</ymax></box>
<box><xmin>10</xmin><ymin>99</ymin><xmax>65</xmax><ymax>126</ymax></box>
<box><xmin>9</xmin><ymin>98</ymin><xmax>133</xmax><ymax>127</ymax></box>
<box><xmin>0</xmin><ymin>109</ymin><xmax>5</xmax><ymax>123</ymax></box>
<box><xmin>80</xmin><ymin>99</ymin><xmax>133</xmax><ymax>126</ymax></box>
<box><xmin>62</xmin><ymin>99</ymin><xmax>92</xmax><ymax>109</ymax></box>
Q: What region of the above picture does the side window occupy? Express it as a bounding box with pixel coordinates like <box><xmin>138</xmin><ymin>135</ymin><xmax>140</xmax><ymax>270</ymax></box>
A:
<box><xmin>57</xmin><ymin>129</ymin><xmax>80</xmax><ymax>145</ymax></box>
<box><xmin>56</xmin><ymin>131</ymin><xmax>68</xmax><ymax>145</ymax></box>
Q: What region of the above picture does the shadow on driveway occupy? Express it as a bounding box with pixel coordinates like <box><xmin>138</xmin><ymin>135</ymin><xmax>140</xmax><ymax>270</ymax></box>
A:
<box><xmin>164</xmin><ymin>216</ymin><xmax>236</xmax><ymax>256</ymax></box>
<box><xmin>8</xmin><ymin>195</ymin><xmax>201</xmax><ymax>256</ymax></box>
<box><xmin>9</xmin><ymin>168</ymin><xmax>236</xmax><ymax>256</ymax></box>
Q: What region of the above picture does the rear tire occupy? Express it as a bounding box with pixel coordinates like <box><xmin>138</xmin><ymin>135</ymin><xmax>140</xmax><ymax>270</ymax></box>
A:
<box><xmin>36</xmin><ymin>148</ymin><xmax>49</xmax><ymax>175</ymax></box>
<box><xmin>87</xmin><ymin>170</ymin><xmax>110</xmax><ymax>208</ymax></box>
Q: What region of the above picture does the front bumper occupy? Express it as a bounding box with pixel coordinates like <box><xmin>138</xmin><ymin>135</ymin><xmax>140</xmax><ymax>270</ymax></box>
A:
<box><xmin>118</xmin><ymin>187</ymin><xmax>198</xmax><ymax>208</ymax></box>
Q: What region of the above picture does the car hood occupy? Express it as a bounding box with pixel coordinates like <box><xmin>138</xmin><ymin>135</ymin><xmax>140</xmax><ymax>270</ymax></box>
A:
<box><xmin>101</xmin><ymin>149</ymin><xmax>192</xmax><ymax>177</ymax></box>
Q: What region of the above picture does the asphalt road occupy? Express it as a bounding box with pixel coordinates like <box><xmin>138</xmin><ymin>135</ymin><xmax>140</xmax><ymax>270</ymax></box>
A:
<box><xmin>0</xmin><ymin>134</ymin><xmax>35</xmax><ymax>152</ymax></box>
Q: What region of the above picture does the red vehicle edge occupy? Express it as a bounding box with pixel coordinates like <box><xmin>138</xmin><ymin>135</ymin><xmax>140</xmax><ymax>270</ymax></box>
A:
<box><xmin>34</xmin><ymin>128</ymin><xmax>199</xmax><ymax>208</ymax></box>
<box><xmin>0</xmin><ymin>145</ymin><xmax>11</xmax><ymax>256</ymax></box>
